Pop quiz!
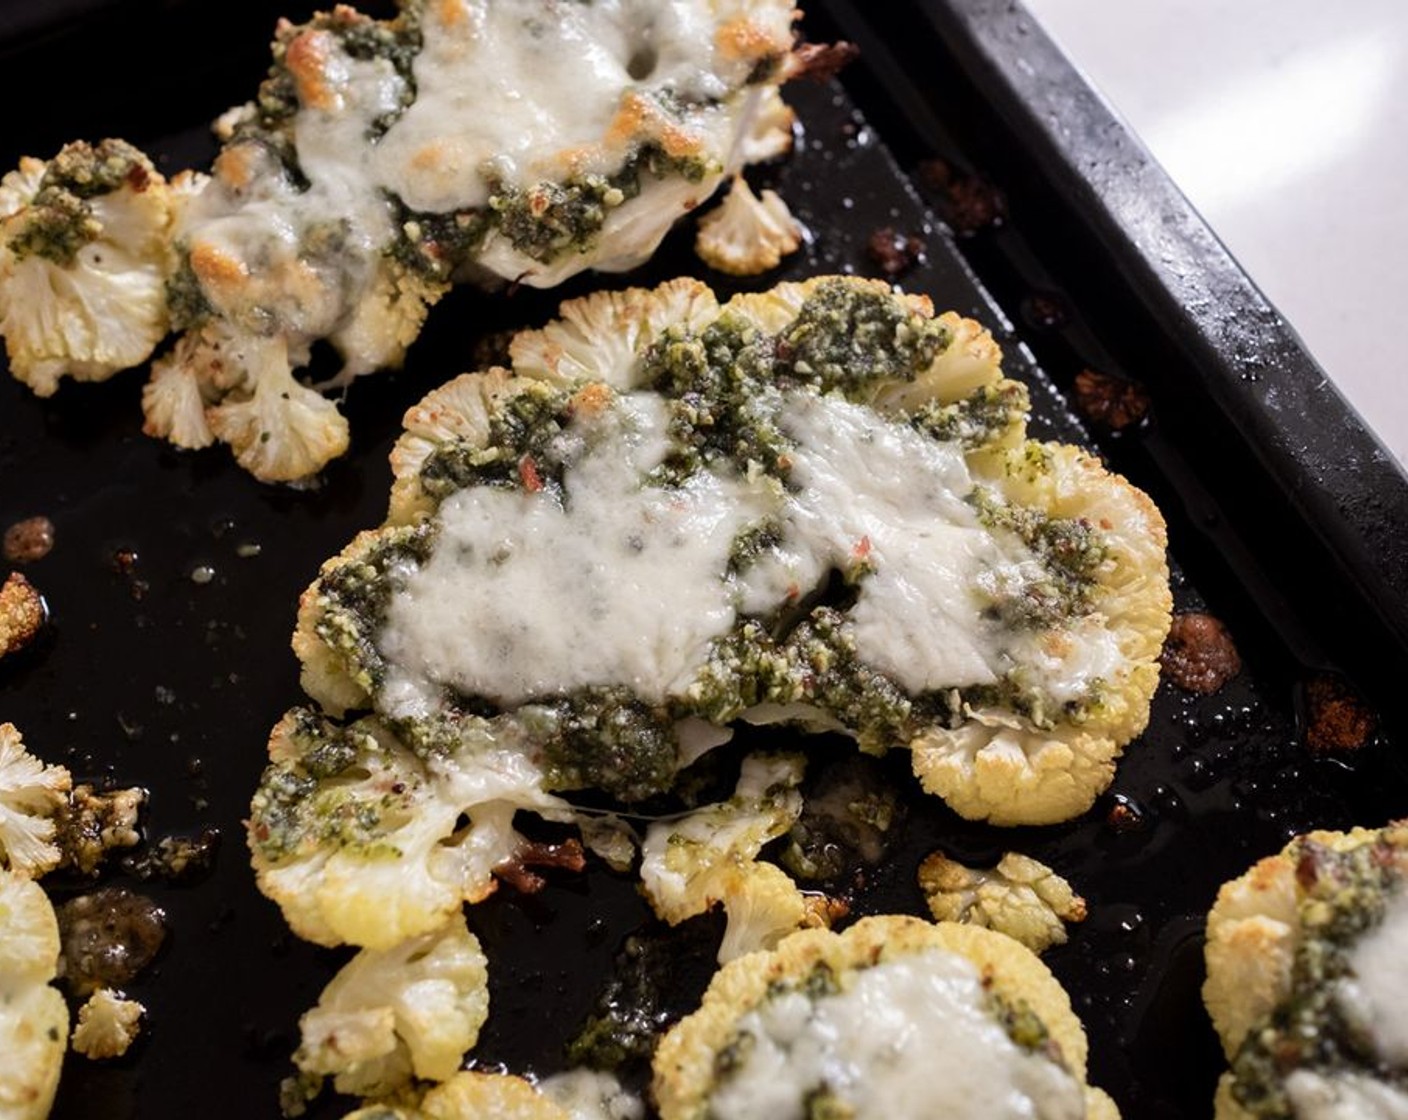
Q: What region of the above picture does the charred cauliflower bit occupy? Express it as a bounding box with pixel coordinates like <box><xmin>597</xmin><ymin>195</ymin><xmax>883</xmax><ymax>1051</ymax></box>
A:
<box><xmin>919</xmin><ymin>851</ymin><xmax>1086</xmax><ymax>954</ymax></box>
<box><xmin>289</xmin><ymin>277</ymin><xmax>1169</xmax><ymax>837</ymax></box>
<box><xmin>1203</xmin><ymin>822</ymin><xmax>1408</xmax><ymax>1119</ymax></box>
<box><xmin>652</xmin><ymin>915</ymin><xmax>1118</xmax><ymax>1120</ymax></box>
<box><xmin>52</xmin><ymin>784</ymin><xmax>145</xmax><ymax>877</ymax></box>
<box><xmin>294</xmin><ymin>917</ymin><xmax>489</xmax><ymax>1098</ymax></box>
<box><xmin>0</xmin><ymin>869</ymin><xmax>68</xmax><ymax>1120</ymax></box>
<box><xmin>0</xmin><ymin>724</ymin><xmax>71</xmax><ymax>879</ymax></box>
<box><xmin>70</xmin><ymin>987</ymin><xmax>144</xmax><ymax>1060</ymax></box>
<box><xmin>0</xmin><ymin>572</ymin><xmax>47</xmax><ymax>660</ymax></box>
<box><xmin>0</xmin><ymin>139</ymin><xmax>175</xmax><ymax>396</ymax></box>
<box><xmin>694</xmin><ymin>176</ymin><xmax>802</xmax><ymax>276</ymax></box>
<box><xmin>640</xmin><ymin>754</ymin><xmax>814</xmax><ymax>963</ymax></box>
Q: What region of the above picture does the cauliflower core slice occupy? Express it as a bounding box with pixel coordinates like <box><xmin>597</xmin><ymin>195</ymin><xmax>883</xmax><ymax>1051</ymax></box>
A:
<box><xmin>640</xmin><ymin>754</ymin><xmax>814</xmax><ymax>962</ymax></box>
<box><xmin>291</xmin><ymin>276</ymin><xmax>1170</xmax><ymax>832</ymax></box>
<box><xmin>0</xmin><ymin>139</ymin><xmax>175</xmax><ymax>396</ymax></box>
<box><xmin>0</xmin><ymin>870</ymin><xmax>68</xmax><ymax>1120</ymax></box>
<box><xmin>295</xmin><ymin>916</ymin><xmax>489</xmax><ymax>1098</ymax></box>
<box><xmin>919</xmin><ymin>850</ymin><xmax>1086</xmax><ymax>954</ymax></box>
<box><xmin>652</xmin><ymin>915</ymin><xmax>1118</xmax><ymax>1120</ymax></box>
<box><xmin>1202</xmin><ymin>821</ymin><xmax>1408</xmax><ymax>1120</ymax></box>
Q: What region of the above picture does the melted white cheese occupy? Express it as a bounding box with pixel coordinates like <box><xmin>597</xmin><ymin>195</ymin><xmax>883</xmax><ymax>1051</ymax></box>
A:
<box><xmin>379</xmin><ymin>393</ymin><xmax>773</xmax><ymax>714</ymax></box>
<box><xmin>746</xmin><ymin>392</ymin><xmax>1124</xmax><ymax>698</ymax></box>
<box><xmin>381</xmin><ymin>387</ymin><xmax>1120</xmax><ymax>718</ymax></box>
<box><xmin>374</xmin><ymin>0</ymin><xmax>737</xmax><ymax>212</ymax></box>
<box><xmin>539</xmin><ymin>1069</ymin><xmax>645</xmax><ymax>1120</ymax></box>
<box><xmin>1284</xmin><ymin>1070</ymin><xmax>1408</xmax><ymax>1120</ymax></box>
<box><xmin>181</xmin><ymin>45</ymin><xmax>404</xmax><ymax>338</ymax></box>
<box><xmin>1339</xmin><ymin>888</ymin><xmax>1408</xmax><ymax>1065</ymax></box>
<box><xmin>707</xmin><ymin>949</ymin><xmax>1086</xmax><ymax>1120</ymax></box>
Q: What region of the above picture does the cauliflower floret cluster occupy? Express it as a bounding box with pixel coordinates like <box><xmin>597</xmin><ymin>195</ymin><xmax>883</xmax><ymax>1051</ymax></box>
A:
<box><xmin>1202</xmin><ymin>821</ymin><xmax>1408</xmax><ymax>1120</ymax></box>
<box><xmin>249</xmin><ymin>708</ymin><xmax>572</xmax><ymax>950</ymax></box>
<box><xmin>652</xmin><ymin>915</ymin><xmax>1119</xmax><ymax>1120</ymax></box>
<box><xmin>340</xmin><ymin>1071</ymin><xmax>571</xmax><ymax>1120</ymax></box>
<box><xmin>919</xmin><ymin>850</ymin><xmax>1087</xmax><ymax>953</ymax></box>
<box><xmin>294</xmin><ymin>917</ymin><xmax>489</xmax><ymax>1099</ymax></box>
<box><xmin>0</xmin><ymin>723</ymin><xmax>72</xmax><ymax>879</ymax></box>
<box><xmin>6</xmin><ymin>1</ymin><xmax>817</xmax><ymax>482</ymax></box>
<box><xmin>0</xmin><ymin>869</ymin><xmax>68</xmax><ymax>1120</ymax></box>
<box><xmin>0</xmin><ymin>139</ymin><xmax>176</xmax><ymax>397</ymax></box>
<box><xmin>640</xmin><ymin>754</ymin><xmax>821</xmax><ymax>963</ymax></box>
<box><xmin>70</xmin><ymin>988</ymin><xmax>144</xmax><ymax>1060</ymax></box>
<box><xmin>694</xmin><ymin>175</ymin><xmax>803</xmax><ymax>276</ymax></box>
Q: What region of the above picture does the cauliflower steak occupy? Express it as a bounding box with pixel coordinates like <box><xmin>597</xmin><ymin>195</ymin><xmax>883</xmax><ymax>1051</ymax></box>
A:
<box><xmin>652</xmin><ymin>915</ymin><xmax>1118</xmax><ymax>1120</ymax></box>
<box><xmin>2</xmin><ymin>0</ymin><xmax>812</xmax><ymax>481</ymax></box>
<box><xmin>283</xmin><ymin>274</ymin><xmax>1170</xmax><ymax>836</ymax></box>
<box><xmin>1203</xmin><ymin>821</ymin><xmax>1408</xmax><ymax>1119</ymax></box>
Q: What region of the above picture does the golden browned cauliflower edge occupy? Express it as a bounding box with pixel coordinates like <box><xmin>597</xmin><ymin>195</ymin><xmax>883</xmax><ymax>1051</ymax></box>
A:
<box><xmin>651</xmin><ymin>914</ymin><xmax>1117</xmax><ymax>1120</ymax></box>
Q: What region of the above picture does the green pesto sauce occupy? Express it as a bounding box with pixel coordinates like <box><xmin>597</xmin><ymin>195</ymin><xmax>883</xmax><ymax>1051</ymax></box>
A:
<box><xmin>911</xmin><ymin>381</ymin><xmax>1028</xmax><ymax>450</ymax></box>
<box><xmin>533</xmin><ymin>687</ymin><xmax>681</xmax><ymax>803</ymax></box>
<box><xmin>390</xmin><ymin>204</ymin><xmax>490</xmax><ymax>285</ymax></box>
<box><xmin>487</xmin><ymin>142</ymin><xmax>713</xmax><ymax>264</ymax></box>
<box><xmin>1229</xmin><ymin>835</ymin><xmax>1408</xmax><ymax>1117</ymax></box>
<box><xmin>312</xmin><ymin>524</ymin><xmax>437</xmax><ymax>697</ymax></box>
<box><xmin>5</xmin><ymin>140</ymin><xmax>152</xmax><ymax>266</ymax></box>
<box><xmin>249</xmin><ymin>710</ymin><xmax>408</xmax><ymax>863</ymax></box>
<box><xmin>416</xmin><ymin>380</ymin><xmax>574</xmax><ymax>500</ymax></box>
<box><xmin>164</xmin><ymin>250</ymin><xmax>214</xmax><ymax>331</ymax></box>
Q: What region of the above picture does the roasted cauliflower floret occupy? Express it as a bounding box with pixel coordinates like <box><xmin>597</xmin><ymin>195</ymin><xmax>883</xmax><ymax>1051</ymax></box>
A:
<box><xmin>919</xmin><ymin>850</ymin><xmax>1087</xmax><ymax>954</ymax></box>
<box><xmin>0</xmin><ymin>869</ymin><xmax>68</xmax><ymax>1120</ymax></box>
<box><xmin>294</xmin><ymin>917</ymin><xmax>489</xmax><ymax>1098</ymax></box>
<box><xmin>70</xmin><ymin>987</ymin><xmax>144</xmax><ymax>1060</ymax></box>
<box><xmin>694</xmin><ymin>176</ymin><xmax>802</xmax><ymax>276</ymax></box>
<box><xmin>0</xmin><ymin>139</ymin><xmax>175</xmax><ymax>396</ymax></box>
<box><xmin>248</xmin><ymin>708</ymin><xmax>569</xmax><ymax>949</ymax></box>
<box><xmin>653</xmin><ymin>915</ymin><xmax>1118</xmax><ymax>1120</ymax></box>
<box><xmin>341</xmin><ymin>1071</ymin><xmax>571</xmax><ymax>1120</ymax></box>
<box><xmin>290</xmin><ymin>276</ymin><xmax>1169</xmax><ymax>831</ymax></box>
<box><xmin>639</xmin><ymin>754</ymin><xmax>811</xmax><ymax>962</ymax></box>
<box><xmin>1203</xmin><ymin>822</ymin><xmax>1408</xmax><ymax>1120</ymax></box>
<box><xmin>0</xmin><ymin>724</ymin><xmax>72</xmax><ymax>879</ymax></box>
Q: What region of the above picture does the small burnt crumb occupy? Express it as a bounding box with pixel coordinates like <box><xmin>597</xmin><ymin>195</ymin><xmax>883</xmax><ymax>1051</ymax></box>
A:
<box><xmin>3</xmin><ymin>516</ymin><xmax>55</xmax><ymax>563</ymax></box>
<box><xmin>789</xmin><ymin>41</ymin><xmax>860</xmax><ymax>83</ymax></box>
<box><xmin>919</xmin><ymin>160</ymin><xmax>1007</xmax><ymax>234</ymax></box>
<box><xmin>0</xmin><ymin>571</ymin><xmax>47</xmax><ymax>658</ymax></box>
<box><xmin>1020</xmin><ymin>292</ymin><xmax>1070</xmax><ymax>331</ymax></box>
<box><xmin>111</xmin><ymin>548</ymin><xmax>139</xmax><ymax>575</ymax></box>
<box><xmin>471</xmin><ymin>328</ymin><xmax>517</xmax><ymax>370</ymax></box>
<box><xmin>1073</xmin><ymin>368</ymin><xmax>1150</xmax><ymax>432</ymax></box>
<box><xmin>1106</xmin><ymin>794</ymin><xmax>1145</xmax><ymax>832</ymax></box>
<box><xmin>1303</xmin><ymin>673</ymin><xmax>1376</xmax><ymax>754</ymax></box>
<box><xmin>1161</xmin><ymin>612</ymin><xmax>1241</xmax><ymax>694</ymax></box>
<box><xmin>866</xmin><ymin>227</ymin><xmax>924</xmax><ymax>277</ymax></box>
<box><xmin>56</xmin><ymin>888</ymin><xmax>167</xmax><ymax>996</ymax></box>
<box><xmin>493</xmin><ymin>837</ymin><xmax>586</xmax><ymax>894</ymax></box>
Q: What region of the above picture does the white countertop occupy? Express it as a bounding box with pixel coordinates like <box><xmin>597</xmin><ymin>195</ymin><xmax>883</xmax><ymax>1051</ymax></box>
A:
<box><xmin>1023</xmin><ymin>0</ymin><xmax>1408</xmax><ymax>468</ymax></box>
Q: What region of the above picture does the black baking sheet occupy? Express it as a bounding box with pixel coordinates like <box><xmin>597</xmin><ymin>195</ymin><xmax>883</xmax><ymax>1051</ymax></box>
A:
<box><xmin>2</xmin><ymin>3</ymin><xmax>1406</xmax><ymax>1118</ymax></box>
